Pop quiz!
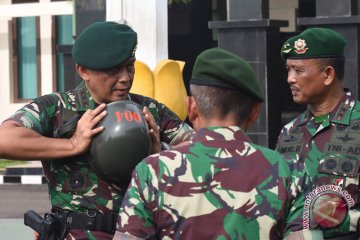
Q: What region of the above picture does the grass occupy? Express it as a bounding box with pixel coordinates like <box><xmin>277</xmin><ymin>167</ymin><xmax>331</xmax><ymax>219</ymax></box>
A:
<box><xmin>0</xmin><ymin>159</ymin><xmax>26</xmax><ymax>169</ymax></box>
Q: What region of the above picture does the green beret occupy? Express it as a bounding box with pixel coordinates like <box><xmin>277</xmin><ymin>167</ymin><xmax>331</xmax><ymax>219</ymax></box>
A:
<box><xmin>72</xmin><ymin>21</ymin><xmax>137</xmax><ymax>70</ymax></box>
<box><xmin>281</xmin><ymin>28</ymin><xmax>346</xmax><ymax>59</ymax></box>
<box><xmin>191</xmin><ymin>48</ymin><xmax>264</xmax><ymax>102</ymax></box>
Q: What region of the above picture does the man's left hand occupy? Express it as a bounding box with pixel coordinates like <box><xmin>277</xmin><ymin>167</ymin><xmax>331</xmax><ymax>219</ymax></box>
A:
<box><xmin>143</xmin><ymin>107</ymin><xmax>161</xmax><ymax>153</ymax></box>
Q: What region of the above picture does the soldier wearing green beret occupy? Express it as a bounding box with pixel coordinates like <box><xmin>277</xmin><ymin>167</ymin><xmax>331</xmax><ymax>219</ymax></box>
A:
<box><xmin>0</xmin><ymin>21</ymin><xmax>194</xmax><ymax>239</ymax></box>
<box><xmin>113</xmin><ymin>47</ymin><xmax>321</xmax><ymax>239</ymax></box>
<box><xmin>276</xmin><ymin>27</ymin><xmax>360</xmax><ymax>239</ymax></box>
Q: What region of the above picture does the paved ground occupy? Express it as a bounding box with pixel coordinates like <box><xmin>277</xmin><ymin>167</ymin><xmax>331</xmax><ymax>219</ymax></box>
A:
<box><xmin>0</xmin><ymin>218</ymin><xmax>35</xmax><ymax>240</ymax></box>
<box><xmin>0</xmin><ymin>165</ymin><xmax>50</xmax><ymax>240</ymax></box>
<box><xmin>0</xmin><ymin>184</ymin><xmax>50</xmax><ymax>218</ymax></box>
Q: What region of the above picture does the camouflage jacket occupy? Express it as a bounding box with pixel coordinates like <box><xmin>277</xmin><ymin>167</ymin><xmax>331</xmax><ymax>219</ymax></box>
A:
<box><xmin>5</xmin><ymin>81</ymin><xmax>194</xmax><ymax>215</ymax></box>
<box><xmin>276</xmin><ymin>89</ymin><xmax>360</xmax><ymax>238</ymax></box>
<box><xmin>114</xmin><ymin>126</ymin><xmax>307</xmax><ymax>240</ymax></box>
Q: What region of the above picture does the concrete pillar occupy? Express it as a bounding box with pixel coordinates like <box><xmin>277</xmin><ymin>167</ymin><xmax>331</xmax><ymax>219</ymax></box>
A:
<box><xmin>106</xmin><ymin>0</ymin><xmax>168</xmax><ymax>70</ymax></box>
<box><xmin>228</xmin><ymin>0</ymin><xmax>268</xmax><ymax>20</ymax></box>
<box><xmin>39</xmin><ymin>0</ymin><xmax>54</xmax><ymax>95</ymax></box>
<box><xmin>316</xmin><ymin>0</ymin><xmax>357</xmax><ymax>17</ymax></box>
<box><xmin>209</xmin><ymin>0</ymin><xmax>288</xmax><ymax>148</ymax></box>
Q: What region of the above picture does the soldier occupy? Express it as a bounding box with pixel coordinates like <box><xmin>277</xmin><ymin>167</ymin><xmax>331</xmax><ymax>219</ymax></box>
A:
<box><xmin>0</xmin><ymin>21</ymin><xmax>194</xmax><ymax>239</ymax></box>
<box><xmin>113</xmin><ymin>48</ymin><xmax>322</xmax><ymax>239</ymax></box>
<box><xmin>276</xmin><ymin>27</ymin><xmax>360</xmax><ymax>239</ymax></box>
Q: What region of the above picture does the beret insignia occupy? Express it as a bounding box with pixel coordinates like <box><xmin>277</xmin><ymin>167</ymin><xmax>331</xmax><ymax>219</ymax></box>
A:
<box><xmin>294</xmin><ymin>38</ymin><xmax>308</xmax><ymax>54</ymax></box>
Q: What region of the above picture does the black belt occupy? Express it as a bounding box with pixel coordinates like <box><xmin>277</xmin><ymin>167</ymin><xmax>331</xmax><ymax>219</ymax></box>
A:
<box><xmin>325</xmin><ymin>233</ymin><xmax>359</xmax><ymax>240</ymax></box>
<box><xmin>52</xmin><ymin>209</ymin><xmax>118</xmax><ymax>234</ymax></box>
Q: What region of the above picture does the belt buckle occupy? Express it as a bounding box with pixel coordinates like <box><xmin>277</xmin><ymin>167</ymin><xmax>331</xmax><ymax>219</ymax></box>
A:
<box><xmin>85</xmin><ymin>210</ymin><xmax>97</xmax><ymax>230</ymax></box>
<box><xmin>86</xmin><ymin>210</ymin><xmax>97</xmax><ymax>218</ymax></box>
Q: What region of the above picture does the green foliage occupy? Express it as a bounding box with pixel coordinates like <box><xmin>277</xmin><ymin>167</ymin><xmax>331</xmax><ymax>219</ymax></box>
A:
<box><xmin>0</xmin><ymin>159</ymin><xmax>25</xmax><ymax>169</ymax></box>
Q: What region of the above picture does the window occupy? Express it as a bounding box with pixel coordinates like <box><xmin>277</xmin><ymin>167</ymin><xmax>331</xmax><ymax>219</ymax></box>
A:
<box><xmin>12</xmin><ymin>16</ymin><xmax>41</xmax><ymax>101</ymax></box>
<box><xmin>54</xmin><ymin>15</ymin><xmax>73</xmax><ymax>92</ymax></box>
<box><xmin>12</xmin><ymin>0</ymin><xmax>39</xmax><ymax>3</ymax></box>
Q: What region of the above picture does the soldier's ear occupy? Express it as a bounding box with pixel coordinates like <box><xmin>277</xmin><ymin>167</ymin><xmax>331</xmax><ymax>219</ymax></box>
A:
<box><xmin>243</xmin><ymin>101</ymin><xmax>261</xmax><ymax>131</ymax></box>
<box><xmin>76</xmin><ymin>64</ymin><xmax>91</xmax><ymax>81</ymax></box>
<box><xmin>323</xmin><ymin>66</ymin><xmax>335</xmax><ymax>86</ymax></box>
<box><xmin>186</xmin><ymin>96</ymin><xmax>199</xmax><ymax>130</ymax></box>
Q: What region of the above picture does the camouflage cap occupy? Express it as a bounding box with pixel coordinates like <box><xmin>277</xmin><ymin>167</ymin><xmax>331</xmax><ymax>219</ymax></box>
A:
<box><xmin>72</xmin><ymin>21</ymin><xmax>137</xmax><ymax>70</ymax></box>
<box><xmin>281</xmin><ymin>27</ymin><xmax>346</xmax><ymax>59</ymax></box>
<box><xmin>190</xmin><ymin>48</ymin><xmax>264</xmax><ymax>102</ymax></box>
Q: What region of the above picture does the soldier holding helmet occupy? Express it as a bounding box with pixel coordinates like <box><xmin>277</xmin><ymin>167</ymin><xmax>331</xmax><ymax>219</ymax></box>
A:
<box><xmin>0</xmin><ymin>21</ymin><xmax>194</xmax><ymax>239</ymax></box>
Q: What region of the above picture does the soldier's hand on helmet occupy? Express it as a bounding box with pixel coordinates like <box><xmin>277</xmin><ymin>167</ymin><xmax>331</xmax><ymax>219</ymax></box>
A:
<box><xmin>143</xmin><ymin>107</ymin><xmax>161</xmax><ymax>153</ymax></box>
<box><xmin>69</xmin><ymin>103</ymin><xmax>107</xmax><ymax>155</ymax></box>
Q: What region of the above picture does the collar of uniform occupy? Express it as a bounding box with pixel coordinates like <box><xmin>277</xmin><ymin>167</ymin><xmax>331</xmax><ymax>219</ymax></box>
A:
<box><xmin>293</xmin><ymin>108</ymin><xmax>309</xmax><ymax>126</ymax></box>
<box><xmin>300</xmin><ymin>89</ymin><xmax>355</xmax><ymax>126</ymax></box>
<box><xmin>193</xmin><ymin>126</ymin><xmax>252</xmax><ymax>143</ymax></box>
<box><xmin>73</xmin><ymin>81</ymin><xmax>133</xmax><ymax>112</ymax></box>
<box><xmin>331</xmin><ymin>89</ymin><xmax>356</xmax><ymax>125</ymax></box>
<box><xmin>74</xmin><ymin>81</ymin><xmax>97</xmax><ymax>112</ymax></box>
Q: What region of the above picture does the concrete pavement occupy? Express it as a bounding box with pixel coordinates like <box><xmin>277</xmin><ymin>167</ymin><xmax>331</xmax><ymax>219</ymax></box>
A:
<box><xmin>0</xmin><ymin>162</ymin><xmax>47</xmax><ymax>239</ymax></box>
<box><xmin>0</xmin><ymin>184</ymin><xmax>50</xmax><ymax>239</ymax></box>
<box><xmin>0</xmin><ymin>219</ymin><xmax>35</xmax><ymax>240</ymax></box>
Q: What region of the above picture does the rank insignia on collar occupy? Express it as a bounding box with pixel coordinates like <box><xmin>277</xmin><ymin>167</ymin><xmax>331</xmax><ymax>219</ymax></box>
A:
<box><xmin>294</xmin><ymin>38</ymin><xmax>308</xmax><ymax>54</ymax></box>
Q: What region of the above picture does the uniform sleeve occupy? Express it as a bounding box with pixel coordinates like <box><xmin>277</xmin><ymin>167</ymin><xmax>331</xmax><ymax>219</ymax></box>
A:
<box><xmin>3</xmin><ymin>94</ymin><xmax>59</xmax><ymax>136</ymax></box>
<box><xmin>115</xmin><ymin>159</ymin><xmax>158</xmax><ymax>239</ymax></box>
<box><xmin>154</xmin><ymin>101</ymin><xmax>195</xmax><ymax>145</ymax></box>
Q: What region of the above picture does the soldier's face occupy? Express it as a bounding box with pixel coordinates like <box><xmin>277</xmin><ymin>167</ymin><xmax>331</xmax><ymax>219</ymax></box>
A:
<box><xmin>84</xmin><ymin>57</ymin><xmax>136</xmax><ymax>104</ymax></box>
<box><xmin>286</xmin><ymin>59</ymin><xmax>328</xmax><ymax>105</ymax></box>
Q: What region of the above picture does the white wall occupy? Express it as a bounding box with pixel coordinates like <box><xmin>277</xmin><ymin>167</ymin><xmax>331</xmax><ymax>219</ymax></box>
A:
<box><xmin>106</xmin><ymin>0</ymin><xmax>168</xmax><ymax>70</ymax></box>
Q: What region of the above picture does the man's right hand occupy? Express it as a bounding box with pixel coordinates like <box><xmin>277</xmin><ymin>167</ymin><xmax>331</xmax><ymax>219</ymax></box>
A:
<box><xmin>0</xmin><ymin>104</ymin><xmax>107</xmax><ymax>160</ymax></box>
<box><xmin>69</xmin><ymin>103</ymin><xmax>107</xmax><ymax>155</ymax></box>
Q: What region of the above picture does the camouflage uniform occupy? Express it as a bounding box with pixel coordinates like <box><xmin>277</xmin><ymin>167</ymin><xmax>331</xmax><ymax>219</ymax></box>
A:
<box><xmin>114</xmin><ymin>126</ymin><xmax>306</xmax><ymax>240</ymax></box>
<box><xmin>276</xmin><ymin>89</ymin><xmax>360</xmax><ymax>238</ymax></box>
<box><xmin>4</xmin><ymin>82</ymin><xmax>194</xmax><ymax>239</ymax></box>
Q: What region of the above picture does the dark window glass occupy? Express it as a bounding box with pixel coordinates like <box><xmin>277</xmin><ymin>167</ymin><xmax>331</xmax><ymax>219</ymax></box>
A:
<box><xmin>12</xmin><ymin>16</ymin><xmax>40</xmax><ymax>101</ymax></box>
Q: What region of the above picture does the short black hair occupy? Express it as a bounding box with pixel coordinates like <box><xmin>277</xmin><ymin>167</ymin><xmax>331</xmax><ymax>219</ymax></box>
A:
<box><xmin>319</xmin><ymin>57</ymin><xmax>345</xmax><ymax>81</ymax></box>
<box><xmin>190</xmin><ymin>84</ymin><xmax>256</xmax><ymax>125</ymax></box>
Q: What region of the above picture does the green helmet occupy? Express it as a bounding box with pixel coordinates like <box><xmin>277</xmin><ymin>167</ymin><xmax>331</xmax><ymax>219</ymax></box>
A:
<box><xmin>88</xmin><ymin>100</ymin><xmax>152</xmax><ymax>183</ymax></box>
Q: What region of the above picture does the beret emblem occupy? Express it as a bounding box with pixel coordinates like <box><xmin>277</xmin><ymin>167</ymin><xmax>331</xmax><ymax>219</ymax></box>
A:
<box><xmin>282</xmin><ymin>43</ymin><xmax>291</xmax><ymax>54</ymax></box>
<box><xmin>294</xmin><ymin>38</ymin><xmax>308</xmax><ymax>54</ymax></box>
<box><xmin>131</xmin><ymin>43</ymin><xmax>137</xmax><ymax>57</ymax></box>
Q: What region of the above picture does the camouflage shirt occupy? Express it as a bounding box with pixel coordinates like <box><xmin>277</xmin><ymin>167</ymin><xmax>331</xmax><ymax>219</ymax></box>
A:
<box><xmin>114</xmin><ymin>126</ymin><xmax>306</xmax><ymax>240</ymax></box>
<box><xmin>5</xmin><ymin>82</ymin><xmax>194</xmax><ymax>238</ymax></box>
<box><xmin>276</xmin><ymin>89</ymin><xmax>360</xmax><ymax>238</ymax></box>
